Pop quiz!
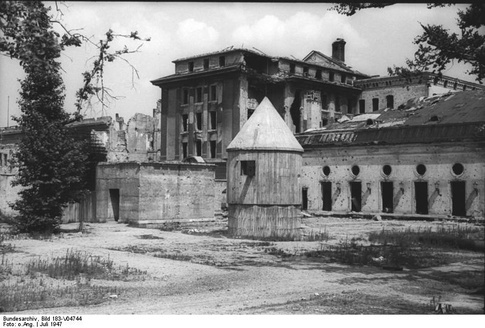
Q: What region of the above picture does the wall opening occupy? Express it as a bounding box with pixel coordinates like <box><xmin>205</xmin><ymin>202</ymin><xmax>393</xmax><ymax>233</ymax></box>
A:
<box><xmin>350</xmin><ymin>181</ymin><xmax>362</xmax><ymax>212</ymax></box>
<box><xmin>290</xmin><ymin>90</ymin><xmax>302</xmax><ymax>133</ymax></box>
<box><xmin>381</xmin><ymin>181</ymin><xmax>394</xmax><ymax>213</ymax></box>
<box><xmin>321</xmin><ymin>182</ymin><xmax>332</xmax><ymax>211</ymax></box>
<box><xmin>195</xmin><ymin>140</ymin><xmax>202</xmax><ymax>156</ymax></box>
<box><xmin>372</xmin><ymin>98</ymin><xmax>379</xmax><ymax>112</ymax></box>
<box><xmin>302</xmin><ymin>187</ymin><xmax>308</xmax><ymax>210</ymax></box>
<box><xmin>451</xmin><ymin>181</ymin><xmax>466</xmax><ymax>216</ymax></box>
<box><xmin>351</xmin><ymin>165</ymin><xmax>360</xmax><ymax>176</ymax></box>
<box><xmin>209</xmin><ymin>111</ymin><xmax>217</xmax><ymax>129</ymax></box>
<box><xmin>109</xmin><ymin>189</ymin><xmax>120</xmax><ymax>222</ymax></box>
<box><xmin>241</xmin><ymin>160</ymin><xmax>255</xmax><ymax>176</ymax></box>
<box><xmin>196</xmin><ymin>112</ymin><xmax>202</xmax><ymax>130</ymax></box>
<box><xmin>452</xmin><ymin>163</ymin><xmax>464</xmax><ymax>176</ymax></box>
<box><xmin>416</xmin><ymin>164</ymin><xmax>427</xmax><ymax>176</ymax></box>
<box><xmin>182</xmin><ymin>142</ymin><xmax>188</xmax><ymax>159</ymax></box>
<box><xmin>210</xmin><ymin>140</ymin><xmax>216</xmax><ymax>158</ymax></box>
<box><xmin>359</xmin><ymin>99</ymin><xmax>365</xmax><ymax>114</ymax></box>
<box><xmin>188</xmin><ymin>61</ymin><xmax>194</xmax><ymax>72</ymax></box>
<box><xmin>219</xmin><ymin>56</ymin><xmax>225</xmax><ymax>67</ymax></box>
<box><xmin>386</xmin><ymin>95</ymin><xmax>394</xmax><ymax>109</ymax></box>
<box><xmin>414</xmin><ymin>181</ymin><xmax>428</xmax><ymax>214</ymax></box>
<box><xmin>203</xmin><ymin>58</ymin><xmax>209</xmax><ymax>70</ymax></box>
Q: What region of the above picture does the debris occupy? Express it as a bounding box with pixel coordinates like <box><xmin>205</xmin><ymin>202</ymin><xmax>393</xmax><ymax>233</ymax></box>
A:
<box><xmin>109</xmin><ymin>294</ymin><xmax>118</xmax><ymax>299</ymax></box>
<box><xmin>372</xmin><ymin>214</ymin><xmax>382</xmax><ymax>221</ymax></box>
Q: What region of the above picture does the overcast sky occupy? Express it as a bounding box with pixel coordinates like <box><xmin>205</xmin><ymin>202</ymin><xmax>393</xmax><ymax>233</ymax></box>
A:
<box><xmin>0</xmin><ymin>2</ymin><xmax>477</xmax><ymax>127</ymax></box>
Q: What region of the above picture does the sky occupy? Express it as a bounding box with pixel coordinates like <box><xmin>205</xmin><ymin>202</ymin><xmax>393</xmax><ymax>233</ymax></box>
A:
<box><xmin>0</xmin><ymin>1</ymin><xmax>479</xmax><ymax>127</ymax></box>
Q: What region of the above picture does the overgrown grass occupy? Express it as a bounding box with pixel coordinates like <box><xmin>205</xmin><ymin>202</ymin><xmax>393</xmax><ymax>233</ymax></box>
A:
<box><xmin>0</xmin><ymin>249</ymin><xmax>147</xmax><ymax>312</ymax></box>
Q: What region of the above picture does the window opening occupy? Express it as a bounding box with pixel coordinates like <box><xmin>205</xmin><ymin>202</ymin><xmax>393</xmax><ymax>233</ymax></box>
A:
<box><xmin>210</xmin><ymin>85</ymin><xmax>217</xmax><ymax>101</ymax></box>
<box><xmin>351</xmin><ymin>165</ymin><xmax>360</xmax><ymax>176</ymax></box>
<box><xmin>203</xmin><ymin>58</ymin><xmax>209</xmax><ymax>70</ymax></box>
<box><xmin>414</xmin><ymin>181</ymin><xmax>428</xmax><ymax>214</ymax></box>
<box><xmin>359</xmin><ymin>99</ymin><xmax>365</xmax><ymax>114</ymax></box>
<box><xmin>341</xmin><ymin>74</ymin><xmax>346</xmax><ymax>83</ymax></box>
<box><xmin>209</xmin><ymin>111</ymin><xmax>217</xmax><ymax>130</ymax></box>
<box><xmin>290</xmin><ymin>89</ymin><xmax>302</xmax><ymax>133</ymax></box>
<box><xmin>219</xmin><ymin>56</ymin><xmax>225</xmax><ymax>67</ymax></box>
<box><xmin>372</xmin><ymin>98</ymin><xmax>379</xmax><ymax>111</ymax></box>
<box><xmin>452</xmin><ymin>163</ymin><xmax>464</xmax><ymax>176</ymax></box>
<box><xmin>289</xmin><ymin>63</ymin><xmax>295</xmax><ymax>74</ymax></box>
<box><xmin>196</xmin><ymin>87</ymin><xmax>203</xmax><ymax>103</ymax></box>
<box><xmin>416</xmin><ymin>164</ymin><xmax>426</xmax><ymax>176</ymax></box>
<box><xmin>247</xmin><ymin>108</ymin><xmax>255</xmax><ymax>120</ymax></box>
<box><xmin>329</xmin><ymin>71</ymin><xmax>334</xmax><ymax>82</ymax></box>
<box><xmin>188</xmin><ymin>61</ymin><xmax>194</xmax><ymax>72</ymax></box>
<box><xmin>182</xmin><ymin>142</ymin><xmax>188</xmax><ymax>159</ymax></box>
<box><xmin>382</xmin><ymin>165</ymin><xmax>392</xmax><ymax>176</ymax></box>
<box><xmin>335</xmin><ymin>96</ymin><xmax>340</xmax><ymax>112</ymax></box>
<box><xmin>182</xmin><ymin>114</ymin><xmax>189</xmax><ymax>132</ymax></box>
<box><xmin>195</xmin><ymin>140</ymin><xmax>202</xmax><ymax>156</ymax></box>
<box><xmin>196</xmin><ymin>112</ymin><xmax>202</xmax><ymax>130</ymax></box>
<box><xmin>302</xmin><ymin>188</ymin><xmax>308</xmax><ymax>210</ymax></box>
<box><xmin>316</xmin><ymin>69</ymin><xmax>322</xmax><ymax>79</ymax></box>
<box><xmin>381</xmin><ymin>181</ymin><xmax>394</xmax><ymax>213</ymax></box>
<box><xmin>350</xmin><ymin>182</ymin><xmax>362</xmax><ymax>212</ymax></box>
<box><xmin>386</xmin><ymin>95</ymin><xmax>394</xmax><ymax>109</ymax></box>
<box><xmin>182</xmin><ymin>89</ymin><xmax>189</xmax><ymax>105</ymax></box>
<box><xmin>322</xmin><ymin>165</ymin><xmax>331</xmax><ymax>176</ymax></box>
<box><xmin>241</xmin><ymin>160</ymin><xmax>255</xmax><ymax>176</ymax></box>
<box><xmin>321</xmin><ymin>182</ymin><xmax>332</xmax><ymax>211</ymax></box>
<box><xmin>451</xmin><ymin>181</ymin><xmax>466</xmax><ymax>216</ymax></box>
<box><xmin>303</xmin><ymin>67</ymin><xmax>309</xmax><ymax>76</ymax></box>
<box><xmin>210</xmin><ymin>141</ymin><xmax>216</xmax><ymax>158</ymax></box>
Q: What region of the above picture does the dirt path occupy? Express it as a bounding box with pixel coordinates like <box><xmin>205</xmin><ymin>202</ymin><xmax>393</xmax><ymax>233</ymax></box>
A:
<box><xmin>2</xmin><ymin>218</ymin><xmax>484</xmax><ymax>315</ymax></box>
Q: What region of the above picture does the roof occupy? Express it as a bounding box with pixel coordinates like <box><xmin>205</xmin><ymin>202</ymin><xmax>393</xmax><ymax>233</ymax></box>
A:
<box><xmin>296</xmin><ymin>90</ymin><xmax>485</xmax><ymax>147</ymax></box>
<box><xmin>172</xmin><ymin>47</ymin><xmax>270</xmax><ymax>63</ymax></box>
<box><xmin>227</xmin><ymin>97</ymin><xmax>304</xmax><ymax>152</ymax></box>
<box><xmin>302</xmin><ymin>50</ymin><xmax>369</xmax><ymax>77</ymax></box>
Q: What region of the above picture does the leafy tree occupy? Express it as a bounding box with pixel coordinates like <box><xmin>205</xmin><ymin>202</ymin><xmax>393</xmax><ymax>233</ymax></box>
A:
<box><xmin>0</xmin><ymin>1</ymin><xmax>148</xmax><ymax>232</ymax></box>
<box><xmin>331</xmin><ymin>3</ymin><xmax>485</xmax><ymax>83</ymax></box>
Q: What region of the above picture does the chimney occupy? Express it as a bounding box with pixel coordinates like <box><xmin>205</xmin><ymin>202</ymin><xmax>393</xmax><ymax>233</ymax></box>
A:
<box><xmin>332</xmin><ymin>38</ymin><xmax>346</xmax><ymax>62</ymax></box>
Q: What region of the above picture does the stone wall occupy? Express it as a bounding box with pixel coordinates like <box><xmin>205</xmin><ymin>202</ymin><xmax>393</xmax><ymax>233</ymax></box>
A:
<box><xmin>359</xmin><ymin>84</ymin><xmax>428</xmax><ymax>112</ymax></box>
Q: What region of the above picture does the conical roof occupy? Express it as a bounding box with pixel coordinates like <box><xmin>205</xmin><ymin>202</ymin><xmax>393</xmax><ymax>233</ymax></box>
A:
<box><xmin>227</xmin><ymin>97</ymin><xmax>303</xmax><ymax>152</ymax></box>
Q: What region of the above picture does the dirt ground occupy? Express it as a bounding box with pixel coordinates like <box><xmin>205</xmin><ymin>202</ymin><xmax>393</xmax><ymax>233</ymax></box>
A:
<box><xmin>1</xmin><ymin>216</ymin><xmax>484</xmax><ymax>315</ymax></box>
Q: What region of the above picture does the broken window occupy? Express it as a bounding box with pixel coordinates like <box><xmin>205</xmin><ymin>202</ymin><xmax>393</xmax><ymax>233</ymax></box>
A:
<box><xmin>451</xmin><ymin>181</ymin><xmax>466</xmax><ymax>216</ymax></box>
<box><xmin>290</xmin><ymin>63</ymin><xmax>295</xmax><ymax>74</ymax></box>
<box><xmin>219</xmin><ymin>56</ymin><xmax>225</xmax><ymax>67</ymax></box>
<box><xmin>414</xmin><ymin>181</ymin><xmax>428</xmax><ymax>214</ymax></box>
<box><xmin>290</xmin><ymin>90</ymin><xmax>302</xmax><ymax>133</ymax></box>
<box><xmin>210</xmin><ymin>85</ymin><xmax>217</xmax><ymax>101</ymax></box>
<box><xmin>381</xmin><ymin>182</ymin><xmax>394</xmax><ymax>213</ymax></box>
<box><xmin>372</xmin><ymin>98</ymin><xmax>379</xmax><ymax>112</ymax></box>
<box><xmin>188</xmin><ymin>61</ymin><xmax>194</xmax><ymax>72</ymax></box>
<box><xmin>203</xmin><ymin>58</ymin><xmax>209</xmax><ymax>70</ymax></box>
<box><xmin>443</xmin><ymin>80</ymin><xmax>448</xmax><ymax>88</ymax></box>
<box><xmin>196</xmin><ymin>112</ymin><xmax>202</xmax><ymax>130</ymax></box>
<box><xmin>322</xmin><ymin>166</ymin><xmax>331</xmax><ymax>176</ymax></box>
<box><xmin>463</xmin><ymin>85</ymin><xmax>467</xmax><ymax>91</ymax></box>
<box><xmin>321</xmin><ymin>93</ymin><xmax>327</xmax><ymax>109</ymax></box>
<box><xmin>329</xmin><ymin>72</ymin><xmax>334</xmax><ymax>82</ymax></box>
<box><xmin>210</xmin><ymin>140</ymin><xmax>216</xmax><ymax>158</ymax></box>
<box><xmin>209</xmin><ymin>111</ymin><xmax>217</xmax><ymax>130</ymax></box>
<box><xmin>247</xmin><ymin>108</ymin><xmax>255</xmax><ymax>119</ymax></box>
<box><xmin>182</xmin><ymin>89</ymin><xmax>189</xmax><ymax>105</ymax></box>
<box><xmin>303</xmin><ymin>66</ymin><xmax>309</xmax><ymax>76</ymax></box>
<box><xmin>182</xmin><ymin>114</ymin><xmax>189</xmax><ymax>132</ymax></box>
<box><xmin>196</xmin><ymin>87</ymin><xmax>203</xmax><ymax>103</ymax></box>
<box><xmin>241</xmin><ymin>160</ymin><xmax>255</xmax><ymax>176</ymax></box>
<box><xmin>347</xmin><ymin>98</ymin><xmax>353</xmax><ymax>114</ymax></box>
<box><xmin>182</xmin><ymin>142</ymin><xmax>188</xmax><ymax>159</ymax></box>
<box><xmin>359</xmin><ymin>99</ymin><xmax>365</xmax><ymax>114</ymax></box>
<box><xmin>321</xmin><ymin>182</ymin><xmax>332</xmax><ymax>211</ymax></box>
<box><xmin>386</xmin><ymin>95</ymin><xmax>394</xmax><ymax>109</ymax></box>
<box><xmin>316</xmin><ymin>69</ymin><xmax>322</xmax><ymax>79</ymax></box>
<box><xmin>341</xmin><ymin>73</ymin><xmax>346</xmax><ymax>83</ymax></box>
<box><xmin>196</xmin><ymin>139</ymin><xmax>202</xmax><ymax>156</ymax></box>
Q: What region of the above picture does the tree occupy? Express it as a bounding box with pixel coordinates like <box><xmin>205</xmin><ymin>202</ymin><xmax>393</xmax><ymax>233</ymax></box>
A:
<box><xmin>331</xmin><ymin>3</ymin><xmax>485</xmax><ymax>83</ymax></box>
<box><xmin>0</xmin><ymin>1</ymin><xmax>148</xmax><ymax>232</ymax></box>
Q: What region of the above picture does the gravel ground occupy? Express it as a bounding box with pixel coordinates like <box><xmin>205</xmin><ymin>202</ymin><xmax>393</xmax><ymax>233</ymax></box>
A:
<box><xmin>1</xmin><ymin>217</ymin><xmax>484</xmax><ymax>316</ymax></box>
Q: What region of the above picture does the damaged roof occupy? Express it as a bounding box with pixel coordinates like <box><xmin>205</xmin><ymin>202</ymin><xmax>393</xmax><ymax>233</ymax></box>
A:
<box><xmin>296</xmin><ymin>90</ymin><xmax>485</xmax><ymax>147</ymax></box>
<box><xmin>227</xmin><ymin>97</ymin><xmax>303</xmax><ymax>152</ymax></box>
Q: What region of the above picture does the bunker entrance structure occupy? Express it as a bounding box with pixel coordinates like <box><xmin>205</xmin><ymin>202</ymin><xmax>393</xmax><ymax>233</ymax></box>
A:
<box><xmin>226</xmin><ymin>97</ymin><xmax>304</xmax><ymax>239</ymax></box>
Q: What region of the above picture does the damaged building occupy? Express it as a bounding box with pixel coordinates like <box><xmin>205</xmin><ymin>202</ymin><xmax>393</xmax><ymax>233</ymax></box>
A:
<box><xmin>296</xmin><ymin>90</ymin><xmax>485</xmax><ymax>219</ymax></box>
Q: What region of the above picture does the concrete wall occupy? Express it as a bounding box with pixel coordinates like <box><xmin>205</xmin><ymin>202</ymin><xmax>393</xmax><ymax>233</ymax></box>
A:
<box><xmin>300</xmin><ymin>142</ymin><xmax>484</xmax><ymax>219</ymax></box>
<box><xmin>96</xmin><ymin>162</ymin><xmax>216</xmax><ymax>225</ymax></box>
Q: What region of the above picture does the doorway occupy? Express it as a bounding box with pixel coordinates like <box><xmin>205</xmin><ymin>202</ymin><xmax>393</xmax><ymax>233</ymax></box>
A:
<box><xmin>414</xmin><ymin>182</ymin><xmax>428</xmax><ymax>214</ymax></box>
<box><xmin>350</xmin><ymin>182</ymin><xmax>362</xmax><ymax>212</ymax></box>
<box><xmin>302</xmin><ymin>187</ymin><xmax>308</xmax><ymax>210</ymax></box>
<box><xmin>381</xmin><ymin>181</ymin><xmax>394</xmax><ymax>213</ymax></box>
<box><xmin>109</xmin><ymin>189</ymin><xmax>120</xmax><ymax>221</ymax></box>
<box><xmin>321</xmin><ymin>182</ymin><xmax>332</xmax><ymax>211</ymax></box>
<box><xmin>451</xmin><ymin>181</ymin><xmax>466</xmax><ymax>216</ymax></box>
